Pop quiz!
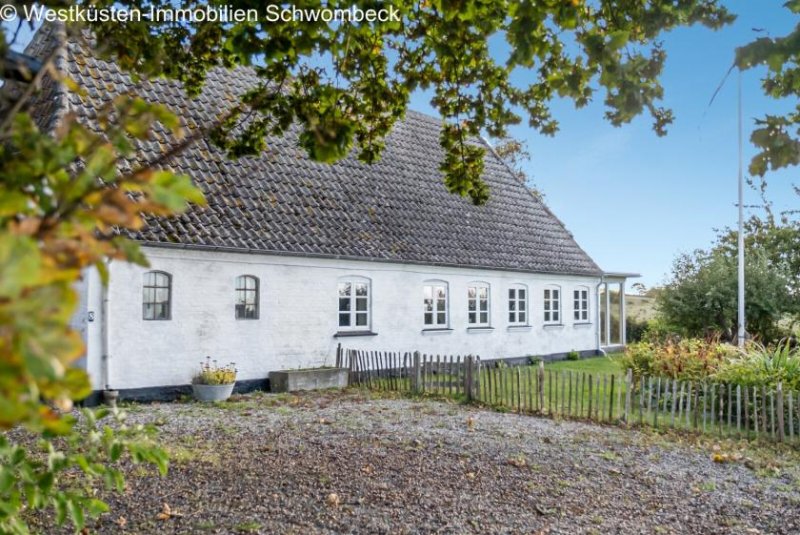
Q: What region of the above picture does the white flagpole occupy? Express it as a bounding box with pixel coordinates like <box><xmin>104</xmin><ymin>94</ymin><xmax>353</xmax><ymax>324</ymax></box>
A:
<box><xmin>737</xmin><ymin>69</ymin><xmax>746</xmax><ymax>347</ymax></box>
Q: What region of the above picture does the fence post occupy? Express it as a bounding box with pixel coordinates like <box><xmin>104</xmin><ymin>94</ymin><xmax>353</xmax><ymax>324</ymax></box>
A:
<box><xmin>624</xmin><ymin>368</ymin><xmax>632</xmax><ymax>425</ymax></box>
<box><xmin>537</xmin><ymin>361</ymin><xmax>545</xmax><ymax>413</ymax></box>
<box><xmin>336</xmin><ymin>343</ymin><xmax>342</xmax><ymax>368</ymax></box>
<box><xmin>777</xmin><ymin>382</ymin><xmax>785</xmax><ymax>443</ymax></box>
<box><xmin>464</xmin><ymin>356</ymin><xmax>474</xmax><ymax>402</ymax></box>
<box><xmin>412</xmin><ymin>351</ymin><xmax>422</xmax><ymax>394</ymax></box>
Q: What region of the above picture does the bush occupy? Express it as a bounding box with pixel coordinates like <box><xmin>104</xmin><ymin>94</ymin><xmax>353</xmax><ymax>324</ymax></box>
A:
<box><xmin>714</xmin><ymin>340</ymin><xmax>800</xmax><ymax>390</ymax></box>
<box><xmin>566</xmin><ymin>350</ymin><xmax>580</xmax><ymax>361</ymax></box>
<box><xmin>626</xmin><ymin>317</ymin><xmax>650</xmax><ymax>344</ymax></box>
<box><xmin>620</xmin><ymin>338</ymin><xmax>737</xmax><ymax>381</ymax></box>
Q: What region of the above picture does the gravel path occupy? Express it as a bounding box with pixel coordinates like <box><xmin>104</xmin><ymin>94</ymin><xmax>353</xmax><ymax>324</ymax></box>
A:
<box><xmin>76</xmin><ymin>391</ymin><xmax>800</xmax><ymax>534</ymax></box>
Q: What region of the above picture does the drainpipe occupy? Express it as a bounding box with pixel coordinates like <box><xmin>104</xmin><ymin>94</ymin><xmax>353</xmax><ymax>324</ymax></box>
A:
<box><xmin>595</xmin><ymin>276</ymin><xmax>606</xmax><ymax>357</ymax></box>
<box><xmin>100</xmin><ymin>260</ymin><xmax>118</xmax><ymax>407</ymax></box>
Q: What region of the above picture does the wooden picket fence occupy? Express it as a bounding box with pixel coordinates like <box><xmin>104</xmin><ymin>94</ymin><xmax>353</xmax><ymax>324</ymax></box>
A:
<box><xmin>337</xmin><ymin>346</ymin><xmax>800</xmax><ymax>443</ymax></box>
<box><xmin>336</xmin><ymin>346</ymin><xmax>479</xmax><ymax>398</ymax></box>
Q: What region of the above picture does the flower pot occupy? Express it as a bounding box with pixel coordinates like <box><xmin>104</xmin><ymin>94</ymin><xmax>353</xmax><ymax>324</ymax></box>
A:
<box><xmin>192</xmin><ymin>383</ymin><xmax>235</xmax><ymax>402</ymax></box>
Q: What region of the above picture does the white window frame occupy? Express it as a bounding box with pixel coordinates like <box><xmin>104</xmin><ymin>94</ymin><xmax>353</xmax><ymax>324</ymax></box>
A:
<box><xmin>508</xmin><ymin>284</ymin><xmax>528</xmax><ymax>325</ymax></box>
<box><xmin>235</xmin><ymin>275</ymin><xmax>260</xmax><ymax>320</ymax></box>
<box><xmin>573</xmin><ymin>286</ymin><xmax>590</xmax><ymax>323</ymax></box>
<box><xmin>467</xmin><ymin>282</ymin><xmax>491</xmax><ymax>327</ymax></box>
<box><xmin>338</xmin><ymin>277</ymin><xmax>371</xmax><ymax>331</ymax></box>
<box><xmin>423</xmin><ymin>281</ymin><xmax>449</xmax><ymax>328</ymax></box>
<box><xmin>543</xmin><ymin>285</ymin><xmax>562</xmax><ymax>325</ymax></box>
<box><xmin>143</xmin><ymin>270</ymin><xmax>171</xmax><ymax>321</ymax></box>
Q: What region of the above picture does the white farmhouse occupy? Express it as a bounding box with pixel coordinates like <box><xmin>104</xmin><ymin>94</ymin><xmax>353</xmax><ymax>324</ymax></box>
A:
<box><xmin>27</xmin><ymin>24</ymin><xmax>636</xmax><ymax>402</ymax></box>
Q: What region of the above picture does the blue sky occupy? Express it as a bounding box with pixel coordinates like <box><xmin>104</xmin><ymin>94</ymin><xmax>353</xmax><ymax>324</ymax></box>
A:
<box><xmin>407</xmin><ymin>0</ymin><xmax>797</xmax><ymax>288</ymax></box>
<box><xmin>9</xmin><ymin>3</ymin><xmax>797</xmax><ymax>287</ymax></box>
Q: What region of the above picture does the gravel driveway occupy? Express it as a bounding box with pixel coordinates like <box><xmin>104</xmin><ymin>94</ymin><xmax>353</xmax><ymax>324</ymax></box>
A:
<box><xmin>78</xmin><ymin>390</ymin><xmax>800</xmax><ymax>534</ymax></box>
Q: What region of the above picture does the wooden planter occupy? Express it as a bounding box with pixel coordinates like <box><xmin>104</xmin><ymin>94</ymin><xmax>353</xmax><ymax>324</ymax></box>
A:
<box><xmin>269</xmin><ymin>368</ymin><xmax>348</xmax><ymax>393</ymax></box>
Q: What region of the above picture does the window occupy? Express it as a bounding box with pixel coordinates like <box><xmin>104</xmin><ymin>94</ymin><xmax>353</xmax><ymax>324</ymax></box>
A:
<box><xmin>235</xmin><ymin>275</ymin><xmax>259</xmax><ymax>319</ymax></box>
<box><xmin>508</xmin><ymin>285</ymin><xmax>528</xmax><ymax>325</ymax></box>
<box><xmin>467</xmin><ymin>283</ymin><xmax>490</xmax><ymax>326</ymax></box>
<box><xmin>574</xmin><ymin>286</ymin><xmax>589</xmax><ymax>322</ymax></box>
<box><xmin>338</xmin><ymin>278</ymin><xmax>370</xmax><ymax>330</ymax></box>
<box><xmin>543</xmin><ymin>285</ymin><xmax>561</xmax><ymax>324</ymax></box>
<box><xmin>423</xmin><ymin>282</ymin><xmax>448</xmax><ymax>327</ymax></box>
<box><xmin>143</xmin><ymin>271</ymin><xmax>171</xmax><ymax>320</ymax></box>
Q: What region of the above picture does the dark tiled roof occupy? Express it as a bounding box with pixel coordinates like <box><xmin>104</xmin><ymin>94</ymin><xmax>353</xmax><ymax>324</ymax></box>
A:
<box><xmin>26</xmin><ymin>24</ymin><xmax>602</xmax><ymax>276</ymax></box>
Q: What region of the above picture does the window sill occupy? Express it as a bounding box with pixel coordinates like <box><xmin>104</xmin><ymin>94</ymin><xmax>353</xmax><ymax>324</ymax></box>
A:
<box><xmin>467</xmin><ymin>326</ymin><xmax>494</xmax><ymax>333</ymax></box>
<box><xmin>333</xmin><ymin>331</ymin><xmax>378</xmax><ymax>338</ymax></box>
<box><xmin>507</xmin><ymin>325</ymin><xmax>532</xmax><ymax>331</ymax></box>
<box><xmin>542</xmin><ymin>323</ymin><xmax>565</xmax><ymax>329</ymax></box>
<box><xmin>573</xmin><ymin>322</ymin><xmax>593</xmax><ymax>327</ymax></box>
<box><xmin>421</xmin><ymin>328</ymin><xmax>453</xmax><ymax>335</ymax></box>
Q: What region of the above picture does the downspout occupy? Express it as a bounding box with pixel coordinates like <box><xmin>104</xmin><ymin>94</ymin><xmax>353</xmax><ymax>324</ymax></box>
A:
<box><xmin>595</xmin><ymin>276</ymin><xmax>606</xmax><ymax>357</ymax></box>
<box><xmin>100</xmin><ymin>260</ymin><xmax>118</xmax><ymax>406</ymax></box>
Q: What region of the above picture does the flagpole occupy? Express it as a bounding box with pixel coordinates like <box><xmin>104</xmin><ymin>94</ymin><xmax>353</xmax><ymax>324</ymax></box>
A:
<box><xmin>737</xmin><ymin>69</ymin><xmax>746</xmax><ymax>348</ymax></box>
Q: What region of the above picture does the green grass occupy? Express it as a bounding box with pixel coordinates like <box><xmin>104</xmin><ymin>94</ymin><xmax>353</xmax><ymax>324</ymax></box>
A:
<box><xmin>544</xmin><ymin>354</ymin><xmax>623</xmax><ymax>374</ymax></box>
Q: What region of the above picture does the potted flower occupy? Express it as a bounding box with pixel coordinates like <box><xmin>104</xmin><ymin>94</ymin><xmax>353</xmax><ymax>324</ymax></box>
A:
<box><xmin>191</xmin><ymin>356</ymin><xmax>237</xmax><ymax>402</ymax></box>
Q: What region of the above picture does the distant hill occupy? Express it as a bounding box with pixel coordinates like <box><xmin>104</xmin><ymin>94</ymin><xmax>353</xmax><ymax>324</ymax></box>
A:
<box><xmin>626</xmin><ymin>295</ymin><xmax>657</xmax><ymax>322</ymax></box>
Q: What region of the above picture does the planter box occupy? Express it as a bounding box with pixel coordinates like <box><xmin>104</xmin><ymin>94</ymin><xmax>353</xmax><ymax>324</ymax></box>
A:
<box><xmin>269</xmin><ymin>368</ymin><xmax>348</xmax><ymax>393</ymax></box>
<box><xmin>192</xmin><ymin>383</ymin><xmax>235</xmax><ymax>402</ymax></box>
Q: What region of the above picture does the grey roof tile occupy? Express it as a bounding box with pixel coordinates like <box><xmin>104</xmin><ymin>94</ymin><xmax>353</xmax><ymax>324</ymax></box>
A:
<box><xmin>26</xmin><ymin>23</ymin><xmax>601</xmax><ymax>276</ymax></box>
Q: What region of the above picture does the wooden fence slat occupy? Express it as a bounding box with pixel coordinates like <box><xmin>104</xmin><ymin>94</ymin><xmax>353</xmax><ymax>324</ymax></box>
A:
<box><xmin>639</xmin><ymin>376</ymin><xmax>645</xmax><ymax>425</ymax></box>
<box><xmin>527</xmin><ymin>367</ymin><xmax>534</xmax><ymax>413</ymax></box>
<box><xmin>538</xmin><ymin>362</ymin><xmax>545</xmax><ymax>414</ymax></box>
<box><xmin>710</xmin><ymin>382</ymin><xmax>715</xmax><ymax>428</ymax></box>
<box><xmin>495</xmin><ymin>364</ymin><xmax>501</xmax><ymax>405</ymax></box>
<box><xmin>516</xmin><ymin>368</ymin><xmax>522</xmax><ymax>414</ymax></box>
<box><xmin>702</xmin><ymin>382</ymin><xmax>708</xmax><ymax>432</ymax></box>
<box><xmin>761</xmin><ymin>385</ymin><xmax>768</xmax><ymax>435</ymax></box>
<box><xmin>580</xmin><ymin>373</ymin><xmax>586</xmax><ymax>418</ymax></box>
<box><xmin>624</xmin><ymin>369</ymin><xmax>632</xmax><ymax>424</ymax></box>
<box><xmin>752</xmin><ymin>387</ymin><xmax>759</xmax><ymax>437</ymax></box>
<box><xmin>736</xmin><ymin>384</ymin><xmax>742</xmax><ymax>437</ymax></box>
<box><xmin>777</xmin><ymin>383</ymin><xmax>785</xmax><ymax>442</ymax></box>
<box><xmin>770</xmin><ymin>388</ymin><xmax>776</xmax><ymax>439</ymax></box>
<box><xmin>654</xmin><ymin>377</ymin><xmax>661</xmax><ymax>428</ymax></box>
<box><xmin>566</xmin><ymin>371</ymin><xmax>571</xmax><ymax>417</ymax></box>
<box><xmin>608</xmin><ymin>374</ymin><xmax>617</xmax><ymax>422</ymax></box>
<box><xmin>587</xmin><ymin>374</ymin><xmax>593</xmax><ymax>421</ymax></box>
<box><xmin>718</xmin><ymin>384</ymin><xmax>724</xmax><ymax>436</ymax></box>
<box><xmin>789</xmin><ymin>391</ymin><xmax>795</xmax><ymax>441</ymax></box>
<box><xmin>727</xmin><ymin>383</ymin><xmax>733</xmax><ymax>432</ymax></box>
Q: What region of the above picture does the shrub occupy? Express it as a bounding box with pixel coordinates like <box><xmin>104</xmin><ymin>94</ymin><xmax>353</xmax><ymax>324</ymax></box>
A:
<box><xmin>193</xmin><ymin>357</ymin><xmax>237</xmax><ymax>385</ymax></box>
<box><xmin>620</xmin><ymin>338</ymin><xmax>737</xmax><ymax>381</ymax></box>
<box><xmin>714</xmin><ymin>340</ymin><xmax>800</xmax><ymax>390</ymax></box>
<box><xmin>566</xmin><ymin>350</ymin><xmax>580</xmax><ymax>361</ymax></box>
<box><xmin>626</xmin><ymin>317</ymin><xmax>650</xmax><ymax>343</ymax></box>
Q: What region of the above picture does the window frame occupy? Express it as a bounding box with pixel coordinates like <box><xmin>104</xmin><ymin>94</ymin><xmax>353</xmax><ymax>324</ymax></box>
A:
<box><xmin>142</xmin><ymin>270</ymin><xmax>172</xmax><ymax>321</ymax></box>
<box><xmin>543</xmin><ymin>284</ymin><xmax>562</xmax><ymax>325</ymax></box>
<box><xmin>235</xmin><ymin>275</ymin><xmax>260</xmax><ymax>320</ymax></box>
<box><xmin>573</xmin><ymin>285</ymin><xmax>590</xmax><ymax>323</ymax></box>
<box><xmin>423</xmin><ymin>280</ymin><xmax>449</xmax><ymax>328</ymax></box>
<box><xmin>508</xmin><ymin>284</ymin><xmax>529</xmax><ymax>326</ymax></box>
<box><xmin>337</xmin><ymin>276</ymin><xmax>371</xmax><ymax>331</ymax></box>
<box><xmin>467</xmin><ymin>282</ymin><xmax>491</xmax><ymax>327</ymax></box>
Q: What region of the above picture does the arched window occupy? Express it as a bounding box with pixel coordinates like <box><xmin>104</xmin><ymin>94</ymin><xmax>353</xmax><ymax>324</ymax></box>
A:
<box><xmin>235</xmin><ymin>275</ymin><xmax>259</xmax><ymax>319</ymax></box>
<box><xmin>508</xmin><ymin>284</ymin><xmax>528</xmax><ymax>325</ymax></box>
<box><xmin>338</xmin><ymin>277</ymin><xmax>371</xmax><ymax>330</ymax></box>
<box><xmin>467</xmin><ymin>282</ymin><xmax>490</xmax><ymax>326</ymax></box>
<box><xmin>143</xmin><ymin>271</ymin><xmax>171</xmax><ymax>320</ymax></box>
<box><xmin>423</xmin><ymin>280</ymin><xmax>448</xmax><ymax>327</ymax></box>
<box><xmin>543</xmin><ymin>284</ymin><xmax>561</xmax><ymax>324</ymax></box>
<box><xmin>573</xmin><ymin>285</ymin><xmax>590</xmax><ymax>322</ymax></box>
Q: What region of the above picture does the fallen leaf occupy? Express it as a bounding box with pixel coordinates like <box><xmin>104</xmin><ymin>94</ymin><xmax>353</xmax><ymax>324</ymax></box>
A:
<box><xmin>326</xmin><ymin>493</ymin><xmax>340</xmax><ymax>507</ymax></box>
